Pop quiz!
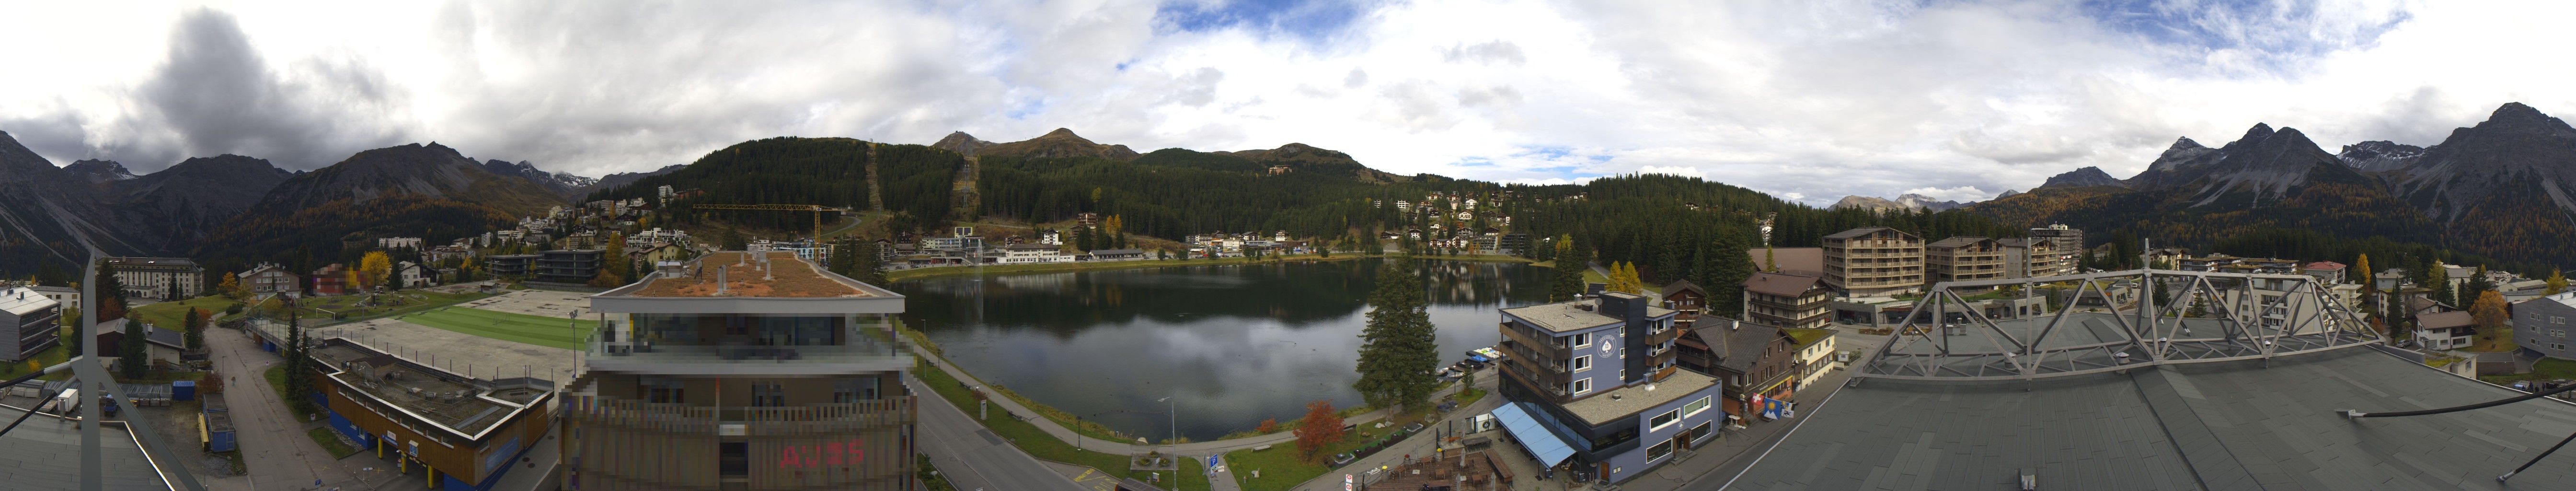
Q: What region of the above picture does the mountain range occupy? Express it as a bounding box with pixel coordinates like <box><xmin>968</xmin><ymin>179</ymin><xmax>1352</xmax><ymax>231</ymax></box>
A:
<box><xmin>10</xmin><ymin>102</ymin><xmax>2576</xmax><ymax>279</ymax></box>
<box><xmin>1964</xmin><ymin>102</ymin><xmax>2576</xmax><ymax>269</ymax></box>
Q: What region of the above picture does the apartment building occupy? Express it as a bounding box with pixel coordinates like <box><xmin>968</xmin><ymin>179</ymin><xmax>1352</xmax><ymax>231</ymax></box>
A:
<box><xmin>1821</xmin><ymin>227</ymin><xmax>1923</xmax><ymax>297</ymax></box>
<box><xmin>1924</xmin><ymin>236</ymin><xmax>2006</xmax><ymax>287</ymax></box>
<box><xmin>1997</xmin><ymin>238</ymin><xmax>2063</xmax><ymax>279</ymax></box>
<box><xmin>105</xmin><ymin>257</ymin><xmax>203</xmax><ymax>300</ymax></box>
<box><xmin>534</xmin><ymin>250</ymin><xmax>604</xmax><ymax>284</ymax></box>
<box><xmin>568</xmin><ymin>250</ymin><xmax>916</xmax><ymax>491</ymax></box>
<box><xmin>1740</xmin><ymin>272</ymin><xmax>1832</xmax><ymax>329</ymax></box>
<box><xmin>240</xmin><ymin>263</ymin><xmax>302</xmax><ymax>295</ymax></box>
<box><xmin>2028</xmin><ymin>224</ymin><xmax>2083</xmax><ymax>270</ymax></box>
<box><xmin>0</xmin><ymin>287</ymin><xmax>61</xmax><ymax>362</ymax></box>
<box><xmin>1493</xmin><ymin>292</ymin><xmax>1720</xmax><ymax>484</ymax></box>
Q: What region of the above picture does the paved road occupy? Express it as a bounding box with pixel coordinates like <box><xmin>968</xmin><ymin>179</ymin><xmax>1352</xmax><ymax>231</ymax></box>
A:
<box><xmin>207</xmin><ymin>326</ymin><xmax>418</xmax><ymax>491</ymax></box>
<box><xmin>907</xmin><ymin>374</ymin><xmax>1086</xmax><ymax>491</ymax></box>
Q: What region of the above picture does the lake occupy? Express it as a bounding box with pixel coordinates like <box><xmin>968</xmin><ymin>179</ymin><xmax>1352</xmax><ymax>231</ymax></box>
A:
<box><xmin>892</xmin><ymin>258</ymin><xmax>1550</xmax><ymax>442</ymax></box>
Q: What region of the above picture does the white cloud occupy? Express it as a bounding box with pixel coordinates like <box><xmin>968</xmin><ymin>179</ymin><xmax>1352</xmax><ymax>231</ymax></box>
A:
<box><xmin>1901</xmin><ymin>186</ymin><xmax>1995</xmax><ymax>203</ymax></box>
<box><xmin>4</xmin><ymin>0</ymin><xmax>2572</xmax><ymax>207</ymax></box>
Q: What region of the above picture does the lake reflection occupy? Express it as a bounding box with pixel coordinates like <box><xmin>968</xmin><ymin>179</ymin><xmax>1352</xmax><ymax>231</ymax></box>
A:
<box><xmin>893</xmin><ymin>258</ymin><xmax>1549</xmax><ymax>442</ymax></box>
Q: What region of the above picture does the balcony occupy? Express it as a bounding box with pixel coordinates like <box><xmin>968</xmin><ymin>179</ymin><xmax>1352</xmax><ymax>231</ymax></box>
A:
<box><xmin>587</xmin><ymin>338</ymin><xmax>914</xmax><ymax>375</ymax></box>
<box><xmin>571</xmin><ymin>396</ymin><xmax>916</xmax><ymax>436</ymax></box>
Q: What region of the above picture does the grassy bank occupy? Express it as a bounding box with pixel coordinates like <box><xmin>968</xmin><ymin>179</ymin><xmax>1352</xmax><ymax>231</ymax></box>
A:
<box><xmin>249</xmin><ymin>291</ymin><xmax>494</xmax><ymax>327</ymax></box>
<box><xmin>307</xmin><ymin>427</ymin><xmax>360</xmax><ymax>458</ymax></box>
<box><xmin>128</xmin><ymin>296</ymin><xmax>247</xmax><ymax>329</ymax></box>
<box><xmin>912</xmin><ymin>358</ymin><xmax>1208</xmax><ymax>490</ymax></box>
<box><xmin>1225</xmin><ymin>410</ymin><xmax>1433</xmax><ymax>491</ymax></box>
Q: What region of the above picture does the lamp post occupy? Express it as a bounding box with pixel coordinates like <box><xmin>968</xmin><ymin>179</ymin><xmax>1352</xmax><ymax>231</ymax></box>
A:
<box><xmin>1158</xmin><ymin>395</ymin><xmax>1179</xmax><ymax>491</ymax></box>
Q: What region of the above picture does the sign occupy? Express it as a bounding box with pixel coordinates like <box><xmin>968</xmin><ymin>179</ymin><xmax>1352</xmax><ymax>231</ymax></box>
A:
<box><xmin>719</xmin><ymin>423</ymin><xmax>748</xmax><ymax>436</ymax></box>
<box><xmin>1207</xmin><ymin>455</ymin><xmax>1222</xmax><ymax>475</ymax></box>
<box><xmin>1346</xmin><ymin>474</ymin><xmax>1354</xmax><ymax>491</ymax></box>
<box><xmin>776</xmin><ymin>439</ymin><xmax>868</xmax><ymax>469</ymax></box>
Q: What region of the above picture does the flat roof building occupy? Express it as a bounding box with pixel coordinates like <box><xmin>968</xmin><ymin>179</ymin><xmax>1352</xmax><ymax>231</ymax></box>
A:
<box><xmin>105</xmin><ymin>257</ymin><xmax>203</xmax><ymax>300</ymax></box>
<box><xmin>568</xmin><ymin>250</ymin><xmax>916</xmax><ymax>490</ymax></box>
<box><xmin>0</xmin><ymin>287</ymin><xmax>63</xmax><ymax>362</ymax></box>
<box><xmin>1494</xmin><ymin>292</ymin><xmax>1718</xmax><ymax>484</ymax></box>
<box><xmin>303</xmin><ymin>338</ymin><xmax>555</xmax><ymax>491</ymax></box>
<box><xmin>1822</xmin><ymin>227</ymin><xmax>1923</xmax><ymax>297</ymax></box>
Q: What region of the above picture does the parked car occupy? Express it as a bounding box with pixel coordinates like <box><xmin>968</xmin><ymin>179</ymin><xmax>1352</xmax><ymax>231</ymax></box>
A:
<box><xmin>1403</xmin><ymin>422</ymin><xmax>1425</xmax><ymax>433</ymax></box>
<box><xmin>1333</xmin><ymin>452</ymin><xmax>1356</xmax><ymax>466</ymax></box>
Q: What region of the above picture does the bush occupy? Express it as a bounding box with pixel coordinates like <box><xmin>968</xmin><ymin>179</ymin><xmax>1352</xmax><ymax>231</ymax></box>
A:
<box><xmin>1256</xmin><ymin>418</ymin><xmax>1278</xmax><ymax>433</ymax></box>
<box><xmin>224</xmin><ymin>304</ymin><xmax>243</xmax><ymax>315</ymax></box>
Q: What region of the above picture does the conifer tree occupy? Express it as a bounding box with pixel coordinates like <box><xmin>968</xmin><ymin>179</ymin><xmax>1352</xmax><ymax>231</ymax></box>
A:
<box><xmin>1354</xmin><ymin>260</ymin><xmax>1439</xmax><ymax>412</ymax></box>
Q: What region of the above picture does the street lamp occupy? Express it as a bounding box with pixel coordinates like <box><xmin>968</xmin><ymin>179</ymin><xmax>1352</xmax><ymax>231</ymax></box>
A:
<box><xmin>1158</xmin><ymin>395</ymin><xmax>1179</xmax><ymax>491</ymax></box>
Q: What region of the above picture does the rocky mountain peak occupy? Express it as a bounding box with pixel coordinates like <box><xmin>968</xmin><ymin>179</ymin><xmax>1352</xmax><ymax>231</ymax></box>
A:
<box><xmin>2337</xmin><ymin>140</ymin><xmax>2427</xmax><ymax>172</ymax></box>
<box><xmin>2037</xmin><ymin>166</ymin><xmax>2126</xmax><ymax>189</ymax></box>
<box><xmin>64</xmin><ymin>159</ymin><xmax>138</xmax><ymax>183</ymax></box>
<box><xmin>2242</xmin><ymin>123</ymin><xmax>2275</xmax><ymax>141</ymax></box>
<box><xmin>1040</xmin><ymin>128</ymin><xmax>1083</xmax><ymax>140</ymax></box>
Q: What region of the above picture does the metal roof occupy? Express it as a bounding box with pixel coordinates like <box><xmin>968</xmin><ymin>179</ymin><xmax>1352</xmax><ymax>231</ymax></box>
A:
<box><xmin>1492</xmin><ymin>402</ymin><xmax>1578</xmax><ymax>467</ymax></box>
<box><xmin>1725</xmin><ymin>348</ymin><xmax>2576</xmax><ymax>490</ymax></box>
<box><xmin>0</xmin><ymin>287</ymin><xmax>58</xmax><ymax>316</ymax></box>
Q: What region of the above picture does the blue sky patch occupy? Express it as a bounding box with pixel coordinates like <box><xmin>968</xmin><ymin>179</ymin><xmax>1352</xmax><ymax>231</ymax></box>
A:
<box><xmin>1157</xmin><ymin>0</ymin><xmax>1368</xmax><ymax>41</ymax></box>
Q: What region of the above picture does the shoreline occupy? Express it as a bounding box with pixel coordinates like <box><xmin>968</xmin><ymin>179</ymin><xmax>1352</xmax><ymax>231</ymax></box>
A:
<box><xmin>884</xmin><ymin>252</ymin><xmax>1541</xmax><ymax>282</ymax></box>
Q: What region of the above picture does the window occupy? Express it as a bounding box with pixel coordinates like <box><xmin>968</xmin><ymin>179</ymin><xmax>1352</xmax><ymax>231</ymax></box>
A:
<box><xmin>642</xmin><ymin>377</ymin><xmax>685</xmax><ymax>404</ymax></box>
<box><xmin>752</xmin><ymin>383</ymin><xmax>786</xmax><ymax>407</ymax></box>
<box><xmin>1690</xmin><ymin>421</ymin><xmax>1714</xmax><ymax>442</ymax></box>
<box><xmin>720</xmin><ymin>442</ymin><xmax>749</xmax><ymax>476</ymax></box>
<box><xmin>1649</xmin><ymin>409</ymin><xmax>1681</xmax><ymax>431</ymax></box>
<box><xmin>1573</xmin><ymin>378</ymin><xmax>1592</xmax><ymax>395</ymax></box>
<box><xmin>1573</xmin><ymin>333</ymin><xmax>1592</xmax><ymax>348</ymax></box>
<box><xmin>1683</xmin><ymin>396</ymin><xmax>1713</xmax><ymax>417</ymax></box>
<box><xmin>2558</xmin><ymin>330</ymin><xmax>2568</xmax><ymax>339</ymax></box>
<box><xmin>834</xmin><ymin>378</ymin><xmax>875</xmax><ymax>403</ymax></box>
<box><xmin>1572</xmin><ymin>356</ymin><xmax>1591</xmax><ymax>372</ymax></box>
<box><xmin>1645</xmin><ymin>438</ymin><xmax>1674</xmax><ymax>461</ymax></box>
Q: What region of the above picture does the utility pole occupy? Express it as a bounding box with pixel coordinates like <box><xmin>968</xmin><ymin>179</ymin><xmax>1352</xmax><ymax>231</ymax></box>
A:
<box><xmin>1159</xmin><ymin>395</ymin><xmax>1179</xmax><ymax>491</ymax></box>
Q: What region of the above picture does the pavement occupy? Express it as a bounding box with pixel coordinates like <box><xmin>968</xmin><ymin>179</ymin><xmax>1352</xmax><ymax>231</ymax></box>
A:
<box><xmin>908</xmin><ymin>374</ymin><xmax>1088</xmax><ymax>491</ymax></box>
<box><xmin>1280</xmin><ymin>373</ymin><xmax>1508</xmax><ymax>491</ymax></box>
<box><xmin>206</xmin><ymin>324</ymin><xmax>425</xmax><ymax>491</ymax></box>
<box><xmin>1629</xmin><ymin>327</ymin><xmax>1885</xmax><ymax>491</ymax></box>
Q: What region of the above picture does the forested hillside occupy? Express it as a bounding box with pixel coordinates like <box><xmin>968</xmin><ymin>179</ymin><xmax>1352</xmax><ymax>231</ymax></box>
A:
<box><xmin>196</xmin><ymin>194</ymin><xmax>515</xmax><ymax>277</ymax></box>
<box><xmin>586</xmin><ymin>137</ymin><xmax>958</xmax><ymax>233</ymax></box>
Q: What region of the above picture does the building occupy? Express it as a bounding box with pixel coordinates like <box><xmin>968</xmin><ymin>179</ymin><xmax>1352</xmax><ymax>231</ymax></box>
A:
<box><xmin>105</xmin><ymin>257</ymin><xmax>203</xmax><ymax>300</ymax></box>
<box><xmin>379</xmin><ymin>237</ymin><xmax>426</xmax><ymax>250</ymax></box>
<box><xmin>1746</xmin><ymin>247</ymin><xmax>1826</xmax><ymax>276</ymax></box>
<box><xmin>1000</xmin><ymin>244</ymin><xmax>1072</xmax><ymax>264</ymax></box>
<box><xmin>1660</xmin><ymin>281</ymin><xmax>1708</xmax><ymax>329</ymax></box>
<box><xmin>626</xmin><ymin>243</ymin><xmax>690</xmax><ymax>269</ymax></box>
<box><xmin>239</xmin><ymin>263</ymin><xmax>301</xmax><ymax>296</ymax></box>
<box><xmin>395</xmin><ymin>261</ymin><xmax>439</xmax><ymax>288</ymax></box>
<box><xmin>1821</xmin><ymin>227</ymin><xmax>1924</xmax><ymax>297</ymax></box>
<box><xmin>2516</xmin><ymin>292</ymin><xmax>2576</xmax><ymax>359</ymax></box>
<box><xmin>1086</xmin><ymin>249</ymin><xmax>1148</xmax><ymax>261</ymax></box>
<box><xmin>1923</xmin><ymin>237</ymin><xmax>2005</xmax><ymax>287</ymax></box>
<box><xmin>1493</xmin><ymin>292</ymin><xmax>1719</xmax><ymax>483</ymax></box>
<box><xmin>485</xmin><ymin>255</ymin><xmax>537</xmax><ymax>279</ymax></box>
<box><xmin>2146</xmin><ymin>246</ymin><xmax>2190</xmax><ymax>268</ymax></box>
<box><xmin>0</xmin><ymin>406</ymin><xmax>184</xmax><ymax>490</ymax></box>
<box><xmin>2027</xmin><ymin>224</ymin><xmax>2083</xmax><ymax>271</ymax></box>
<box><xmin>1783</xmin><ymin>327</ymin><xmax>1836</xmax><ymax>389</ymax></box>
<box><xmin>2415</xmin><ymin>310</ymin><xmax>2475</xmax><ymax>351</ymax></box>
<box><xmin>313</xmin><ymin>264</ymin><xmax>350</xmax><ymax>295</ymax></box>
<box><xmin>656</xmin><ymin>185</ymin><xmax>676</xmax><ymax>204</ymax></box>
<box><xmin>534</xmin><ymin>250</ymin><xmax>604</xmax><ymax>284</ymax></box>
<box><xmin>302</xmin><ymin>338</ymin><xmax>554</xmax><ymax>491</ymax></box>
<box><xmin>569</xmin><ymin>251</ymin><xmax>916</xmax><ymax>490</ymax></box>
<box><xmin>92</xmin><ymin>319</ymin><xmax>184</xmax><ymax>371</ymax></box>
<box><xmin>1498</xmin><ymin>232</ymin><xmax>1532</xmax><ymax>256</ymax></box>
<box><xmin>27</xmin><ymin>285</ymin><xmax>78</xmax><ymax>310</ymax></box>
<box><xmin>0</xmin><ymin>287</ymin><xmax>62</xmax><ymax>362</ymax></box>
<box><xmin>1740</xmin><ymin>272</ymin><xmax>1832</xmax><ymax>330</ymax></box>
<box><xmin>2303</xmin><ymin>261</ymin><xmax>2348</xmax><ymax>283</ymax></box>
<box><xmin>1996</xmin><ymin>237</ymin><xmax>2062</xmax><ymax>279</ymax></box>
<box><xmin>1682</xmin><ymin>320</ymin><xmax>1796</xmax><ymax>427</ymax></box>
<box><xmin>2178</xmin><ymin>253</ymin><xmax>2241</xmax><ymax>272</ymax></box>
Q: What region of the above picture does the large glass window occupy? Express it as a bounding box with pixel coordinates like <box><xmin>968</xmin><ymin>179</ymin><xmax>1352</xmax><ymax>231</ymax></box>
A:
<box><xmin>753</xmin><ymin>383</ymin><xmax>786</xmax><ymax>407</ymax></box>
<box><xmin>1683</xmin><ymin>396</ymin><xmax>1712</xmax><ymax>417</ymax></box>
<box><xmin>1649</xmin><ymin>409</ymin><xmax>1681</xmax><ymax>431</ymax></box>
<box><xmin>833</xmin><ymin>378</ymin><xmax>876</xmax><ymax>403</ymax></box>
<box><xmin>641</xmin><ymin>377</ymin><xmax>685</xmax><ymax>403</ymax></box>
<box><xmin>1645</xmin><ymin>438</ymin><xmax>1673</xmax><ymax>461</ymax></box>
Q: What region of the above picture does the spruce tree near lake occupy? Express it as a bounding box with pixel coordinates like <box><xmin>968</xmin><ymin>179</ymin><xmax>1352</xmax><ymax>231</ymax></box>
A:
<box><xmin>1699</xmin><ymin>234</ymin><xmax>1757</xmax><ymax>318</ymax></box>
<box><xmin>1550</xmin><ymin>238</ymin><xmax>1589</xmax><ymax>303</ymax></box>
<box><xmin>1354</xmin><ymin>259</ymin><xmax>1440</xmax><ymax>413</ymax></box>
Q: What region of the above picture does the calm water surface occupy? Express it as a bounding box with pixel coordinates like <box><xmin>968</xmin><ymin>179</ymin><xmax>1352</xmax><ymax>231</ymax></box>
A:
<box><xmin>892</xmin><ymin>259</ymin><xmax>1548</xmax><ymax>442</ymax></box>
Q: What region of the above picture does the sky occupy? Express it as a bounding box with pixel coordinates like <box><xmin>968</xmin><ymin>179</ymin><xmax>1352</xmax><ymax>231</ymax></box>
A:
<box><xmin>2</xmin><ymin>0</ymin><xmax>2572</xmax><ymax>205</ymax></box>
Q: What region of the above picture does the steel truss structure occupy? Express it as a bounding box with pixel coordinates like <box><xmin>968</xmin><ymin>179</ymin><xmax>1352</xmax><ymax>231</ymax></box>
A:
<box><xmin>1856</xmin><ymin>268</ymin><xmax>2382</xmax><ymax>382</ymax></box>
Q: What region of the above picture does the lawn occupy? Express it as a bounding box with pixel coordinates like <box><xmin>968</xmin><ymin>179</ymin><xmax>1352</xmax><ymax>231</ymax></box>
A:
<box><xmin>307</xmin><ymin>427</ymin><xmax>360</xmax><ymax>458</ymax></box>
<box><xmin>911</xmin><ymin>359</ymin><xmax>1208</xmax><ymax>491</ymax></box>
<box><xmin>127</xmin><ymin>296</ymin><xmax>246</xmax><ymax>330</ymax></box>
<box><xmin>1225</xmin><ymin>430</ymin><xmax>1391</xmax><ymax>491</ymax></box>
<box><xmin>393</xmin><ymin>306</ymin><xmax>594</xmax><ymax>350</ymax></box>
<box><xmin>2464</xmin><ymin>327</ymin><xmax>2518</xmax><ymax>352</ymax></box>
<box><xmin>247</xmin><ymin>291</ymin><xmax>493</xmax><ymax>327</ymax></box>
<box><xmin>4</xmin><ymin>343</ymin><xmax>68</xmax><ymax>379</ymax></box>
<box><xmin>264</xmin><ymin>365</ymin><xmax>287</xmax><ymax>399</ymax></box>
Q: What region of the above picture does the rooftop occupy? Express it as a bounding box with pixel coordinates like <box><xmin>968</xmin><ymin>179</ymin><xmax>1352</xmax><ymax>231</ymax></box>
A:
<box><xmin>308</xmin><ymin>339</ymin><xmax>552</xmax><ymax>440</ymax></box>
<box><xmin>1725</xmin><ymin>347</ymin><xmax>2576</xmax><ymax>490</ymax></box>
<box><xmin>1501</xmin><ymin>297</ymin><xmax>1675</xmax><ymax>333</ymax></box>
<box><xmin>1822</xmin><ymin>226</ymin><xmax>1901</xmax><ymax>240</ymax></box>
<box><xmin>1748</xmin><ymin>247</ymin><xmax>1826</xmax><ymax>276</ymax></box>
<box><xmin>0</xmin><ymin>414</ymin><xmax>174</xmax><ymax>490</ymax></box>
<box><xmin>1</xmin><ymin>287</ymin><xmax>60</xmax><ymax>316</ymax></box>
<box><xmin>621</xmin><ymin>251</ymin><xmax>871</xmax><ymax>298</ymax></box>
<box><xmin>1925</xmin><ymin>236</ymin><xmax>1991</xmax><ymax>249</ymax></box>
<box><xmin>1742</xmin><ymin>271</ymin><xmax>1824</xmax><ymax>297</ymax></box>
<box><xmin>1559</xmin><ymin>368</ymin><xmax>1716</xmax><ymax>426</ymax></box>
<box><xmin>103</xmin><ymin>257</ymin><xmax>196</xmax><ymax>267</ymax></box>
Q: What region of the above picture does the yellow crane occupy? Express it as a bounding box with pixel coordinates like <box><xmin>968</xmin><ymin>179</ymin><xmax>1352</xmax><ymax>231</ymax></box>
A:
<box><xmin>689</xmin><ymin>204</ymin><xmax>857</xmax><ymax>240</ymax></box>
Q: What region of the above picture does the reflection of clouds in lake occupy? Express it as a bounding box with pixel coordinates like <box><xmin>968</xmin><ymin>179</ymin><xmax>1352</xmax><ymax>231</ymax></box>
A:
<box><xmin>903</xmin><ymin>259</ymin><xmax>1550</xmax><ymax>440</ymax></box>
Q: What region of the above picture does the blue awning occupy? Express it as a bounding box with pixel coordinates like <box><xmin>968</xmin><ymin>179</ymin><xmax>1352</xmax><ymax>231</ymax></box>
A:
<box><xmin>1492</xmin><ymin>402</ymin><xmax>1578</xmax><ymax>467</ymax></box>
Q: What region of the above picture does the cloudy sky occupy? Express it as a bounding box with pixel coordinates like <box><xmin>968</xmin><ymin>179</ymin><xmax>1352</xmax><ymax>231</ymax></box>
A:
<box><xmin>2</xmin><ymin>0</ymin><xmax>2570</xmax><ymax>204</ymax></box>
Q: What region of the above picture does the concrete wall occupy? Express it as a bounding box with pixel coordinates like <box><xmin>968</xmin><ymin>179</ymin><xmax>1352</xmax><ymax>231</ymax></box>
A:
<box><xmin>2518</xmin><ymin>299</ymin><xmax>2576</xmax><ymax>360</ymax></box>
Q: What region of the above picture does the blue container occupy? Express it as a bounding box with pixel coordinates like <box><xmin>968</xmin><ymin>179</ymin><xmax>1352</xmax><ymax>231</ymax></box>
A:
<box><xmin>171</xmin><ymin>381</ymin><xmax>196</xmax><ymax>401</ymax></box>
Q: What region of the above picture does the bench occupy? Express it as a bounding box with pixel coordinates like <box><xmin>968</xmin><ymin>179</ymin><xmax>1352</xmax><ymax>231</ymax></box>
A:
<box><xmin>1484</xmin><ymin>452</ymin><xmax>1514</xmax><ymax>484</ymax></box>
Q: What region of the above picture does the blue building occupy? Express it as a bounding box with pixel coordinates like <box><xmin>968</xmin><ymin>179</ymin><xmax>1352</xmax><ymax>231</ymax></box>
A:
<box><xmin>1494</xmin><ymin>292</ymin><xmax>1725</xmax><ymax>484</ymax></box>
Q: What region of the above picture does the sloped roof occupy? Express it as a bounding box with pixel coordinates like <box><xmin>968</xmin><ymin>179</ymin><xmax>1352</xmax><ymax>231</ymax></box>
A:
<box><xmin>1823</xmin><ymin>227</ymin><xmax>1904</xmax><ymax>240</ymax></box>
<box><xmin>1724</xmin><ymin>348</ymin><xmax>2576</xmax><ymax>490</ymax></box>
<box><xmin>1748</xmin><ymin>247</ymin><xmax>1825</xmax><ymax>276</ymax></box>
<box><xmin>1925</xmin><ymin>236</ymin><xmax>1991</xmax><ymax>249</ymax></box>
<box><xmin>1662</xmin><ymin>280</ymin><xmax>1706</xmax><ymax>298</ymax></box>
<box><xmin>1742</xmin><ymin>271</ymin><xmax>1825</xmax><ymax>297</ymax></box>
<box><xmin>2415</xmin><ymin>310</ymin><xmax>2472</xmax><ymax>329</ymax></box>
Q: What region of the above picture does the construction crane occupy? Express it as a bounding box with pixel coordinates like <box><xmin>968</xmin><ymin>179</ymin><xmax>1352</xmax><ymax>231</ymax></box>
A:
<box><xmin>689</xmin><ymin>204</ymin><xmax>858</xmax><ymax>240</ymax></box>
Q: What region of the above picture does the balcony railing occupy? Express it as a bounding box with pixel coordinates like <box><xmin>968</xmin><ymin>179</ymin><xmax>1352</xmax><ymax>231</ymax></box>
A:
<box><xmin>587</xmin><ymin>338</ymin><xmax>914</xmax><ymax>374</ymax></box>
<box><xmin>572</xmin><ymin>396</ymin><xmax>916</xmax><ymax>435</ymax></box>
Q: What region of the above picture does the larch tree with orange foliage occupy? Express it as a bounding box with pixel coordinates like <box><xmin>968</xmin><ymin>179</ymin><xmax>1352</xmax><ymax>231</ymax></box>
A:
<box><xmin>357</xmin><ymin>251</ymin><xmax>392</xmax><ymax>291</ymax></box>
<box><xmin>1293</xmin><ymin>399</ymin><xmax>1345</xmax><ymax>463</ymax></box>
<box><xmin>2471</xmin><ymin>290</ymin><xmax>2510</xmax><ymax>347</ymax></box>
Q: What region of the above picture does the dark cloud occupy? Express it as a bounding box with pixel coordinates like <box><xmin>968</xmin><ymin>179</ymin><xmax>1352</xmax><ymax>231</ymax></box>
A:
<box><xmin>116</xmin><ymin>9</ymin><xmax>408</xmax><ymax>171</ymax></box>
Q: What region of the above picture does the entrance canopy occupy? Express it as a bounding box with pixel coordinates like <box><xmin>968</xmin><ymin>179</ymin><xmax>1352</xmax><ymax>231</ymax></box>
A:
<box><xmin>1492</xmin><ymin>402</ymin><xmax>1577</xmax><ymax>467</ymax></box>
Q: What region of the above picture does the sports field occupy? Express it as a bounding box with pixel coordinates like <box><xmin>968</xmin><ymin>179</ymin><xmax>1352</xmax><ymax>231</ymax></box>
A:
<box><xmin>395</xmin><ymin>306</ymin><xmax>595</xmax><ymax>350</ymax></box>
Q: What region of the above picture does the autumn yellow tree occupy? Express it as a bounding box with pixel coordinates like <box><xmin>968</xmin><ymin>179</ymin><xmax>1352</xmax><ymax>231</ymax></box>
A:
<box><xmin>357</xmin><ymin>251</ymin><xmax>392</xmax><ymax>291</ymax></box>
<box><xmin>217</xmin><ymin>272</ymin><xmax>242</xmax><ymax>299</ymax></box>
<box><xmin>2550</xmin><ymin>269</ymin><xmax>2567</xmax><ymax>296</ymax></box>
<box><xmin>2471</xmin><ymin>290</ymin><xmax>2510</xmax><ymax>348</ymax></box>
